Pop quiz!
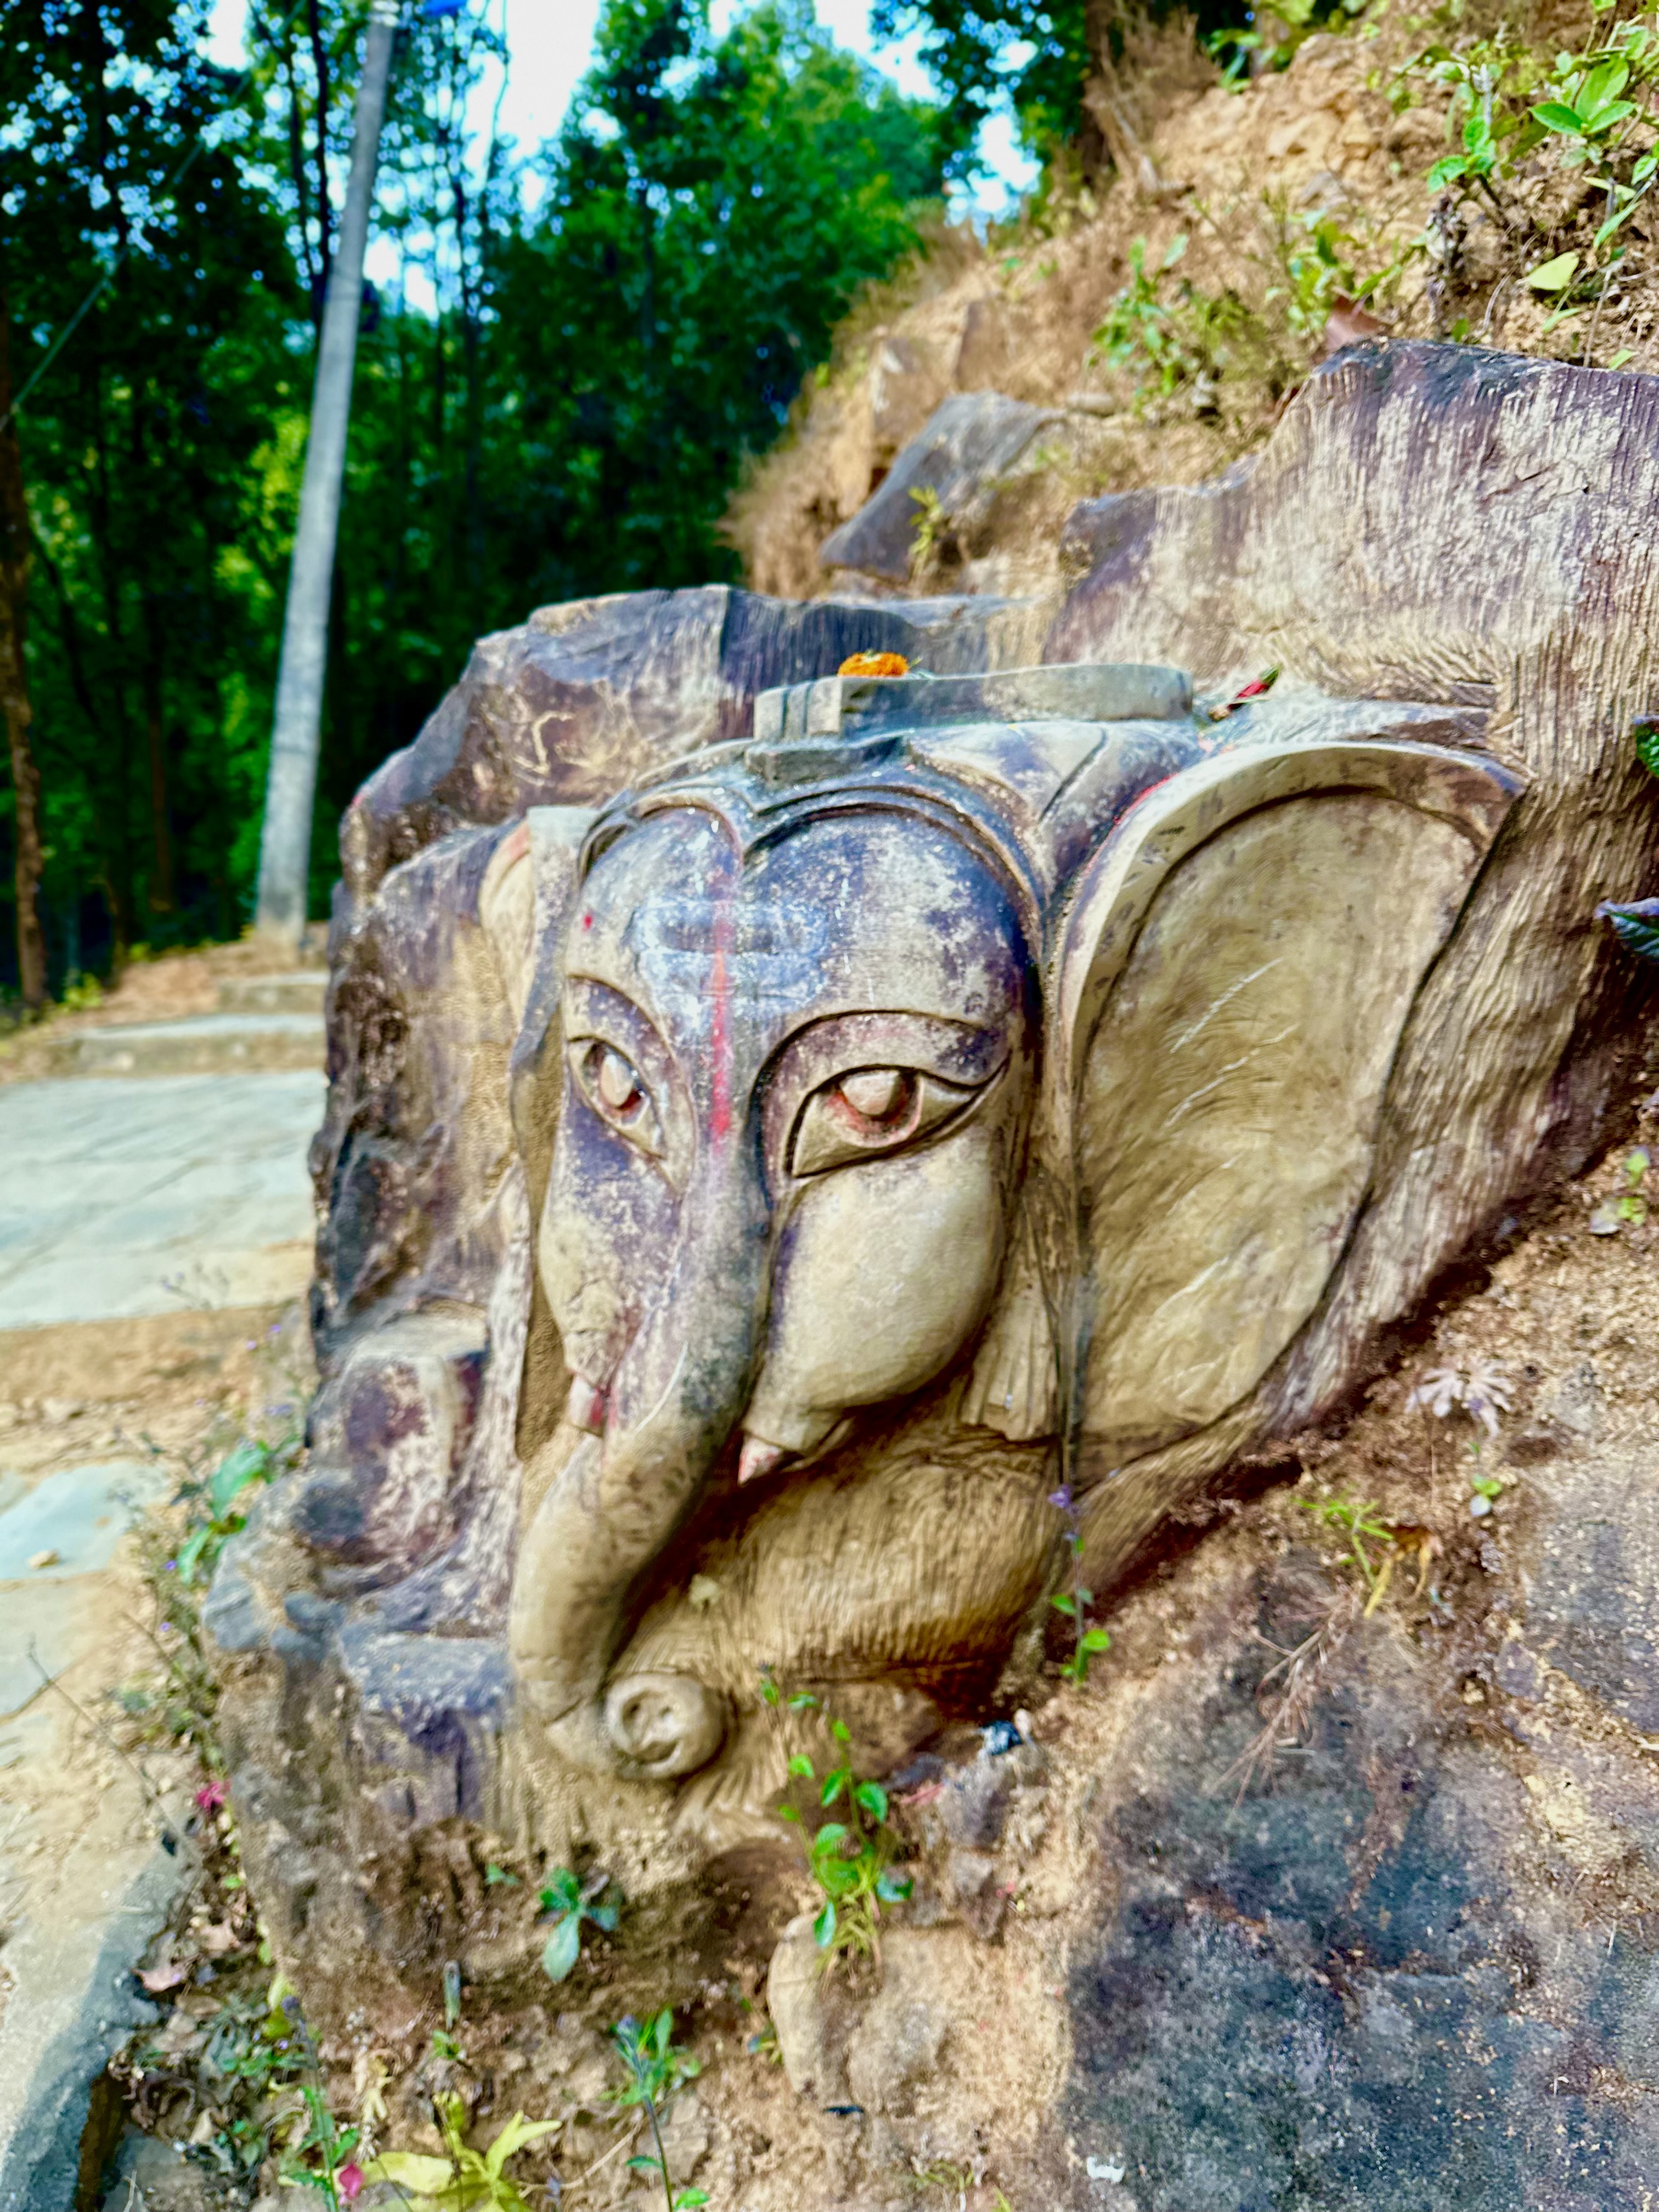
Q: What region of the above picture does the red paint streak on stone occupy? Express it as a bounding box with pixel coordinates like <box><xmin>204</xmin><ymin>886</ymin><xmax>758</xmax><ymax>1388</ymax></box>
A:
<box><xmin>708</xmin><ymin>884</ymin><xmax>737</xmax><ymax>1142</ymax></box>
<box><xmin>581</xmin><ymin>911</ymin><xmax>593</xmax><ymax>930</ymax></box>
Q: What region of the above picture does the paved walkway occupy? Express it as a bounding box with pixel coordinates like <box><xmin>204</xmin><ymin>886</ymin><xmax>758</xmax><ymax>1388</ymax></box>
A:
<box><xmin>0</xmin><ymin>1012</ymin><xmax>325</xmax><ymax>2208</ymax></box>
<box><xmin>0</xmin><ymin>1071</ymin><xmax>324</xmax><ymax>1328</ymax></box>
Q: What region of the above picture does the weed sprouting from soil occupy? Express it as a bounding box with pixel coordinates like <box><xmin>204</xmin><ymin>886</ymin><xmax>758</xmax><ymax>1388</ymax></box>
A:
<box><xmin>608</xmin><ymin>2010</ymin><xmax>706</xmax><ymax>2211</ymax></box>
<box><xmin>759</xmin><ymin>1671</ymin><xmax>914</xmax><ymax>1972</ymax></box>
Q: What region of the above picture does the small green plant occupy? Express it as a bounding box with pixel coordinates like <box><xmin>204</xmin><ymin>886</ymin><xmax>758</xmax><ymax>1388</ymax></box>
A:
<box><xmin>171</xmin><ymin>1437</ymin><xmax>281</xmax><ymax>1586</ymax></box>
<box><xmin>1297</xmin><ymin>1493</ymin><xmax>1396</xmax><ymax>1599</ymax></box>
<box><xmin>1093</xmin><ymin>236</ymin><xmax>1252</xmax><ymax>407</ymax></box>
<box><xmin>1261</xmin><ymin>199</ymin><xmax>1365</xmax><ymax>339</ymax></box>
<box><xmin>1046</xmin><ymin>1485</ymin><xmax>1113</xmax><ymax>1682</ymax></box>
<box><xmin>608</xmin><ymin>2011</ymin><xmax>707</xmax><ymax>2212</ymax></box>
<box><xmin>537</xmin><ymin>1865</ymin><xmax>620</xmax><ymax>1982</ymax></box>
<box><xmin>909</xmin><ymin>484</ymin><xmax>946</xmax><ymax>571</ymax></box>
<box><xmin>361</xmin><ymin>2094</ymin><xmax>558</xmax><ymax>2210</ymax></box>
<box><xmin>1589</xmin><ymin>1146</ymin><xmax>1650</xmax><ymax>1233</ymax></box>
<box><xmin>759</xmin><ymin>1674</ymin><xmax>913</xmax><ymax>1968</ymax></box>
<box><xmin>60</xmin><ymin>974</ymin><xmax>103</xmax><ymax>1013</ymax></box>
<box><xmin>1402</xmin><ymin>4</ymin><xmax>1659</xmax><ymax>332</ymax></box>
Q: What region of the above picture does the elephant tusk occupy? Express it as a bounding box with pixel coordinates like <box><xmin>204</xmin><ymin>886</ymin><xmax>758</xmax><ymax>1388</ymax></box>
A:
<box><xmin>737</xmin><ymin>1434</ymin><xmax>794</xmax><ymax>1486</ymax></box>
<box><xmin>565</xmin><ymin>1373</ymin><xmax>608</xmax><ymax>1435</ymax></box>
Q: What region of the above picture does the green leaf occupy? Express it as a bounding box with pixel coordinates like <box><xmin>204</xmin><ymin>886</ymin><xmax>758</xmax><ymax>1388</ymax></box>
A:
<box><xmin>830</xmin><ymin>1718</ymin><xmax>851</xmax><ymax>1743</ymax></box>
<box><xmin>812</xmin><ymin>1899</ymin><xmax>836</xmax><ymax>1948</ymax></box>
<box><xmin>876</xmin><ymin>1869</ymin><xmax>913</xmax><ymax>1903</ymax></box>
<box><xmin>759</xmin><ymin>1677</ymin><xmax>779</xmax><ymax>1706</ymax></box>
<box><xmin>540</xmin><ymin>1915</ymin><xmax>582</xmax><ymax>1983</ymax></box>
<box><xmin>778</xmin><ymin>1804</ymin><xmax>801</xmax><ymax>1821</ymax></box>
<box><xmin>1581</xmin><ymin>57</ymin><xmax>1629</xmax><ymax>109</ymax></box>
<box><xmin>1160</xmin><ymin>233</ymin><xmax>1189</xmax><ymax>270</ymax></box>
<box><xmin>1598</xmin><ymin>897</ymin><xmax>1659</xmax><ymax>958</ymax></box>
<box><xmin>821</xmin><ymin>1771</ymin><xmax>847</xmax><ymax>1807</ymax></box>
<box><xmin>1427</xmin><ymin>154</ymin><xmax>1471</xmax><ymax>188</ymax></box>
<box><xmin>210</xmin><ymin>1440</ymin><xmax>270</xmax><ymax>1517</ymax></box>
<box><xmin>810</xmin><ymin>1822</ymin><xmax>849</xmax><ymax>1857</ymax></box>
<box><xmin>588</xmin><ymin>1899</ymin><xmax>619</xmax><ymax>1933</ymax></box>
<box><xmin>674</xmin><ymin>2192</ymin><xmax>710</xmax><ymax>2209</ymax></box>
<box><xmin>175</xmin><ymin>1525</ymin><xmax>213</xmax><ymax>1583</ymax></box>
<box><xmin>538</xmin><ymin>1869</ymin><xmax>581</xmax><ymax>1914</ymax></box>
<box><xmin>484</xmin><ymin>2113</ymin><xmax>560</xmax><ymax>2176</ymax></box>
<box><xmin>1639</xmin><ymin>722</ymin><xmax>1659</xmax><ymax>779</ymax></box>
<box><xmin>1081</xmin><ymin>1627</ymin><xmax>1113</xmax><ymax>1652</ymax></box>
<box><xmin>854</xmin><ymin>1780</ymin><xmax>889</xmax><ymax>1821</ymax></box>
<box><xmin>787</xmin><ymin>1693</ymin><xmax>819</xmax><ymax>1712</ymax></box>
<box><xmin>1531</xmin><ymin>99</ymin><xmax>1588</xmax><ymax>132</ymax></box>
<box><xmin>484</xmin><ymin>1863</ymin><xmax>518</xmax><ymax>1887</ymax></box>
<box><xmin>1523</xmin><ymin>250</ymin><xmax>1581</xmax><ymax>289</ymax></box>
<box><xmin>1049</xmin><ymin>1593</ymin><xmax>1078</xmax><ymax>1617</ymax></box>
<box><xmin>787</xmin><ymin>1753</ymin><xmax>815</xmax><ymax>1778</ymax></box>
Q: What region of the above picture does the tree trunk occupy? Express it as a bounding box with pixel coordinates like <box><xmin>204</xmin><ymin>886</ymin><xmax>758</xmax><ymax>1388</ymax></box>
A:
<box><xmin>0</xmin><ymin>298</ymin><xmax>49</xmax><ymax>1010</ymax></box>
<box><xmin>143</xmin><ymin>600</ymin><xmax>174</xmax><ymax>915</ymax></box>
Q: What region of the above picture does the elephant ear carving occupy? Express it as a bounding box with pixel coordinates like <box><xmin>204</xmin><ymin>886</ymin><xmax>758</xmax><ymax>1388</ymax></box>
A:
<box><xmin>1051</xmin><ymin>738</ymin><xmax>1521</xmax><ymax>1465</ymax></box>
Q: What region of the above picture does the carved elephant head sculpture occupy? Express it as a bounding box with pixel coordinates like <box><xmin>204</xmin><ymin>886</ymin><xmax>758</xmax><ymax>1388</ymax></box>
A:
<box><xmin>481</xmin><ymin>664</ymin><xmax>1519</xmax><ymax>1783</ymax></box>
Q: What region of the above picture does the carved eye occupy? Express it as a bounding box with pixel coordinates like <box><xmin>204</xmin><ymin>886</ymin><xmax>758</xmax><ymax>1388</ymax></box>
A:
<box><xmin>572</xmin><ymin>1039</ymin><xmax>662</xmax><ymax>1154</ymax></box>
<box><xmin>791</xmin><ymin>1065</ymin><xmax>979</xmax><ymax>1177</ymax></box>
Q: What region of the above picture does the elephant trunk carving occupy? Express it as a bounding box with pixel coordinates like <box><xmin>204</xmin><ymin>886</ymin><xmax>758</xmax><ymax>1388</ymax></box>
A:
<box><xmin>508</xmin><ymin>1143</ymin><xmax>770</xmax><ymax>1778</ymax></box>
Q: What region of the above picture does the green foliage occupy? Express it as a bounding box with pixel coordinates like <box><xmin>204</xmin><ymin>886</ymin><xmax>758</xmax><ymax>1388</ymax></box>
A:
<box><xmin>1400</xmin><ymin>3</ymin><xmax>1659</xmax><ymax>318</ymax></box>
<box><xmin>537</xmin><ymin>1865</ymin><xmax>620</xmax><ymax>1982</ymax></box>
<box><xmin>759</xmin><ymin>1674</ymin><xmax>913</xmax><ymax>1967</ymax></box>
<box><xmin>361</xmin><ymin>2095</ymin><xmax>558</xmax><ymax>2211</ymax></box>
<box><xmin>909</xmin><ymin>483</ymin><xmax>947</xmax><ymax>570</ymax></box>
<box><xmin>2</xmin><ymin>0</ymin><xmax>946</xmax><ymax>974</ymax></box>
<box><xmin>1297</xmin><ymin>1493</ymin><xmax>1395</xmax><ymax>1595</ymax></box>
<box><xmin>608</xmin><ymin>2011</ymin><xmax>707</xmax><ymax>2212</ymax></box>
<box><xmin>153</xmin><ymin>1972</ymin><xmax>357</xmax><ymax>2195</ymax></box>
<box><xmin>1092</xmin><ymin>235</ymin><xmax>1254</xmax><ymax>406</ymax></box>
<box><xmin>1046</xmin><ymin>1486</ymin><xmax>1113</xmax><ymax>1682</ymax></box>
<box><xmin>172</xmin><ymin>1436</ymin><xmax>283</xmax><ymax>1587</ymax></box>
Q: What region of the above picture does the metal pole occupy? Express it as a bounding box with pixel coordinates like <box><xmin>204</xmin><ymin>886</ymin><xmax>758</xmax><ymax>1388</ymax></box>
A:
<box><xmin>255</xmin><ymin>0</ymin><xmax>402</xmax><ymax>946</ymax></box>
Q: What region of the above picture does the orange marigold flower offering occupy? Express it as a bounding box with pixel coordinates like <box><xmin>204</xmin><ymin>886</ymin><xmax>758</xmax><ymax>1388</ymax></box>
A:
<box><xmin>837</xmin><ymin>651</ymin><xmax>910</xmax><ymax>678</ymax></box>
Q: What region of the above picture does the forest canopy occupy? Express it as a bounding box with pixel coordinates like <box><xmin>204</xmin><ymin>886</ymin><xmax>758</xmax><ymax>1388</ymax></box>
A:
<box><xmin>0</xmin><ymin>0</ymin><xmax>949</xmax><ymax>983</ymax></box>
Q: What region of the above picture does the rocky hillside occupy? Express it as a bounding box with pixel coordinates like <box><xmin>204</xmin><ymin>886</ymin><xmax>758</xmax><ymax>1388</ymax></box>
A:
<box><xmin>731</xmin><ymin>0</ymin><xmax>1654</xmax><ymax>604</ymax></box>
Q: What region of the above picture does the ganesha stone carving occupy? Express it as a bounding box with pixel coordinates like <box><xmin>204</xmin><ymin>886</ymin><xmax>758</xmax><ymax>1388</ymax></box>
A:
<box><xmin>488</xmin><ymin>662</ymin><xmax>1516</xmax><ymax>1786</ymax></box>
<box><xmin>210</xmin><ymin>345</ymin><xmax>1659</xmax><ymax>1995</ymax></box>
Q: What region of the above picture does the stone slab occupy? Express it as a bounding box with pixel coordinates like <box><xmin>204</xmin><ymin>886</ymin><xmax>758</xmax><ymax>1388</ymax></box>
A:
<box><xmin>216</xmin><ymin>970</ymin><xmax>326</xmax><ymax>1016</ymax></box>
<box><xmin>0</xmin><ymin>1463</ymin><xmax>169</xmax><ymax>1717</ymax></box>
<box><xmin>0</xmin><ymin>1460</ymin><xmax>167</xmax><ymax>1580</ymax></box>
<box><xmin>56</xmin><ymin>1013</ymin><xmax>323</xmax><ymax>1079</ymax></box>
<box><xmin>0</xmin><ymin>1792</ymin><xmax>196</xmax><ymax>2212</ymax></box>
<box><xmin>0</xmin><ymin>1073</ymin><xmax>323</xmax><ymax>1328</ymax></box>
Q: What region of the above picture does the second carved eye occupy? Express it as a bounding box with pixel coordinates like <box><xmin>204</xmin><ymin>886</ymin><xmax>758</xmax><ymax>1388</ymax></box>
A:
<box><xmin>573</xmin><ymin>1039</ymin><xmax>662</xmax><ymax>1153</ymax></box>
<box><xmin>791</xmin><ymin>1064</ymin><xmax>979</xmax><ymax>1176</ymax></box>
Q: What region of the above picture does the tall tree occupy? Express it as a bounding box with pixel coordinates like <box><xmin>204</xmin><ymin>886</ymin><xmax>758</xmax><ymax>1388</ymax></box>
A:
<box><xmin>0</xmin><ymin>307</ymin><xmax>47</xmax><ymax>1007</ymax></box>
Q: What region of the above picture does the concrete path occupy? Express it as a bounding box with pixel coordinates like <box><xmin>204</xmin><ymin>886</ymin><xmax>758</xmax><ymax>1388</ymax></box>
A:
<box><xmin>0</xmin><ymin>1071</ymin><xmax>324</xmax><ymax>1328</ymax></box>
<box><xmin>0</xmin><ymin>994</ymin><xmax>325</xmax><ymax>2209</ymax></box>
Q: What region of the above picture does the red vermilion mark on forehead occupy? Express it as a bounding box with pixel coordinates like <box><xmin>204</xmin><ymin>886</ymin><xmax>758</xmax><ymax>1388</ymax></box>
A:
<box><xmin>707</xmin><ymin>876</ymin><xmax>738</xmax><ymax>1143</ymax></box>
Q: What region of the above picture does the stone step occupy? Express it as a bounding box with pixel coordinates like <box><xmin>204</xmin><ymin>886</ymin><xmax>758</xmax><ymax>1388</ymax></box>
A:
<box><xmin>216</xmin><ymin>969</ymin><xmax>327</xmax><ymax>1015</ymax></box>
<box><xmin>52</xmin><ymin>1011</ymin><xmax>325</xmax><ymax>1079</ymax></box>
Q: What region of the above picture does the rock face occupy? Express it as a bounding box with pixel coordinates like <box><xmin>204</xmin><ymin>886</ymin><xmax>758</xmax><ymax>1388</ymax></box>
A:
<box><xmin>1064</xmin><ymin>1552</ymin><xmax>1659</xmax><ymax>2211</ymax></box>
<box><xmin>210</xmin><ymin>342</ymin><xmax>1659</xmax><ymax>2049</ymax></box>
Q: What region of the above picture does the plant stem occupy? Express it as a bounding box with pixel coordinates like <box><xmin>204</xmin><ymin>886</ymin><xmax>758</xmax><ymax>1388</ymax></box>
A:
<box><xmin>640</xmin><ymin>2084</ymin><xmax>674</xmax><ymax>2212</ymax></box>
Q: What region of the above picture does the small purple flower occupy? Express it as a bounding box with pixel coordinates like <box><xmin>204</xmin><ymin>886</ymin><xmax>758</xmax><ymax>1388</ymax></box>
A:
<box><xmin>1047</xmin><ymin>1487</ymin><xmax>1074</xmax><ymax>1513</ymax></box>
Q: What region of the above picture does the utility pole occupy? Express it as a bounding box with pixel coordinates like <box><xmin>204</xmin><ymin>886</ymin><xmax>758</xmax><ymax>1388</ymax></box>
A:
<box><xmin>255</xmin><ymin>0</ymin><xmax>402</xmax><ymax>948</ymax></box>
